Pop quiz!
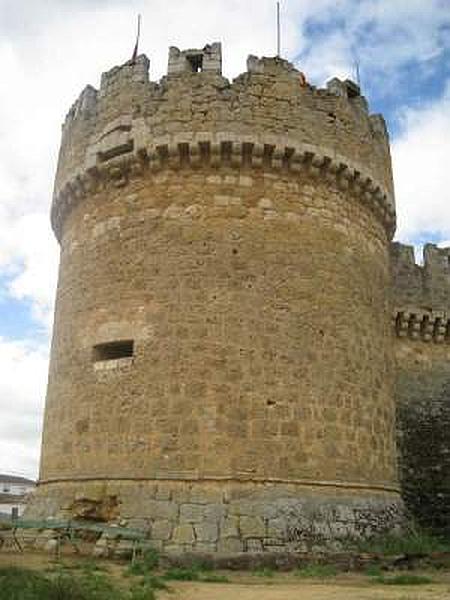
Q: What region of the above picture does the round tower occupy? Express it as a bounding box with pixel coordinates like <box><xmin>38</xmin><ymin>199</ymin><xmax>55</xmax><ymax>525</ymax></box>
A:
<box><xmin>31</xmin><ymin>44</ymin><xmax>402</xmax><ymax>553</ymax></box>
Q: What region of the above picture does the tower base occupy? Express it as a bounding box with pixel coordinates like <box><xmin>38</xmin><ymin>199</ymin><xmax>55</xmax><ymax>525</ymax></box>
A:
<box><xmin>27</xmin><ymin>479</ymin><xmax>403</xmax><ymax>554</ymax></box>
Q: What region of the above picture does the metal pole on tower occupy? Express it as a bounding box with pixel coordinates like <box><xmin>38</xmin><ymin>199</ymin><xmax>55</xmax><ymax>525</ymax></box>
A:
<box><xmin>277</xmin><ymin>2</ymin><xmax>281</xmax><ymax>57</ymax></box>
<box><xmin>131</xmin><ymin>14</ymin><xmax>141</xmax><ymax>64</ymax></box>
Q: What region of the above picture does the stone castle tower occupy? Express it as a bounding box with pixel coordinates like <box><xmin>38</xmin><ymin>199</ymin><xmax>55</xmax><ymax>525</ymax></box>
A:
<box><xmin>29</xmin><ymin>43</ymin><xmax>449</xmax><ymax>552</ymax></box>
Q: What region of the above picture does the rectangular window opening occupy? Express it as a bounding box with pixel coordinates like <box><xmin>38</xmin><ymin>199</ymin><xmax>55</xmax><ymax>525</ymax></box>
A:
<box><xmin>187</xmin><ymin>54</ymin><xmax>203</xmax><ymax>72</ymax></box>
<box><xmin>93</xmin><ymin>340</ymin><xmax>134</xmax><ymax>362</ymax></box>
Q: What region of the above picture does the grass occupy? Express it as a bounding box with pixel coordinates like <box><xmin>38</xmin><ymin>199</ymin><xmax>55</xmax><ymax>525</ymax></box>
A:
<box><xmin>162</xmin><ymin>565</ymin><xmax>229</xmax><ymax>583</ymax></box>
<box><xmin>373</xmin><ymin>573</ymin><xmax>434</xmax><ymax>586</ymax></box>
<box><xmin>200</xmin><ymin>573</ymin><xmax>230</xmax><ymax>583</ymax></box>
<box><xmin>254</xmin><ymin>567</ymin><xmax>275</xmax><ymax>578</ymax></box>
<box><xmin>0</xmin><ymin>564</ymin><xmax>166</xmax><ymax>600</ymax></box>
<box><xmin>364</xmin><ymin>564</ymin><xmax>384</xmax><ymax>577</ymax></box>
<box><xmin>163</xmin><ymin>567</ymin><xmax>201</xmax><ymax>581</ymax></box>
<box><xmin>0</xmin><ymin>565</ymin><xmax>122</xmax><ymax>600</ymax></box>
<box><xmin>354</xmin><ymin>530</ymin><xmax>450</xmax><ymax>556</ymax></box>
<box><xmin>295</xmin><ymin>564</ymin><xmax>338</xmax><ymax>578</ymax></box>
<box><xmin>126</xmin><ymin>548</ymin><xmax>160</xmax><ymax>576</ymax></box>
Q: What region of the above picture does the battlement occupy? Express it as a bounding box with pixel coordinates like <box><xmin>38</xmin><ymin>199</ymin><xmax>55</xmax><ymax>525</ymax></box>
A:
<box><xmin>391</xmin><ymin>242</ymin><xmax>450</xmax><ymax>342</ymax></box>
<box><xmin>52</xmin><ymin>43</ymin><xmax>395</xmax><ymax>242</ymax></box>
<box><xmin>168</xmin><ymin>43</ymin><xmax>222</xmax><ymax>75</ymax></box>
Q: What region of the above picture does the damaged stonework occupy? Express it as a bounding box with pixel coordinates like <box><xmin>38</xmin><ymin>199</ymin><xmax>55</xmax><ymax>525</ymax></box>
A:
<box><xmin>29</xmin><ymin>481</ymin><xmax>404</xmax><ymax>554</ymax></box>
<box><xmin>68</xmin><ymin>495</ymin><xmax>120</xmax><ymax>522</ymax></box>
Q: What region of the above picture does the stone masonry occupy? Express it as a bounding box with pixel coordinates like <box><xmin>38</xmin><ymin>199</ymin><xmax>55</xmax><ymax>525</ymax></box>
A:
<box><xmin>27</xmin><ymin>42</ymin><xmax>448</xmax><ymax>553</ymax></box>
<box><xmin>391</xmin><ymin>243</ymin><xmax>450</xmax><ymax>536</ymax></box>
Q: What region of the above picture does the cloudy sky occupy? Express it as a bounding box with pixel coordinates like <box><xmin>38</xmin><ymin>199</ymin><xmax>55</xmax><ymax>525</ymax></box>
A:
<box><xmin>1</xmin><ymin>0</ymin><xmax>449</xmax><ymax>479</ymax></box>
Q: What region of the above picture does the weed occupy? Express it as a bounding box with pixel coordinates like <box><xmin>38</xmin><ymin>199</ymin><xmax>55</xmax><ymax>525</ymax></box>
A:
<box><xmin>142</xmin><ymin>575</ymin><xmax>169</xmax><ymax>590</ymax></box>
<box><xmin>141</xmin><ymin>548</ymin><xmax>160</xmax><ymax>570</ymax></box>
<box><xmin>163</xmin><ymin>567</ymin><xmax>200</xmax><ymax>581</ymax></box>
<box><xmin>128</xmin><ymin>584</ymin><xmax>155</xmax><ymax>600</ymax></box>
<box><xmin>0</xmin><ymin>566</ymin><xmax>128</xmax><ymax>600</ymax></box>
<box><xmin>0</xmin><ymin>566</ymin><xmax>53</xmax><ymax>600</ymax></box>
<box><xmin>200</xmin><ymin>574</ymin><xmax>230</xmax><ymax>583</ymax></box>
<box><xmin>254</xmin><ymin>567</ymin><xmax>275</xmax><ymax>578</ymax></box>
<box><xmin>80</xmin><ymin>560</ymin><xmax>108</xmax><ymax>574</ymax></box>
<box><xmin>354</xmin><ymin>530</ymin><xmax>450</xmax><ymax>556</ymax></box>
<box><xmin>127</xmin><ymin>548</ymin><xmax>160</xmax><ymax>576</ymax></box>
<box><xmin>364</xmin><ymin>564</ymin><xmax>384</xmax><ymax>577</ymax></box>
<box><xmin>374</xmin><ymin>573</ymin><xmax>433</xmax><ymax>586</ymax></box>
<box><xmin>295</xmin><ymin>564</ymin><xmax>338</xmax><ymax>578</ymax></box>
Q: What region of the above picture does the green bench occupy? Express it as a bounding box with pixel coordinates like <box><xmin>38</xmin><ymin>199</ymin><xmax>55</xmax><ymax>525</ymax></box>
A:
<box><xmin>0</xmin><ymin>518</ymin><xmax>148</xmax><ymax>560</ymax></box>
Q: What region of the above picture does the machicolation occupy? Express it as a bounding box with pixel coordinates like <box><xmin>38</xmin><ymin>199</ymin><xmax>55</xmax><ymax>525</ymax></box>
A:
<box><xmin>28</xmin><ymin>42</ymin><xmax>449</xmax><ymax>554</ymax></box>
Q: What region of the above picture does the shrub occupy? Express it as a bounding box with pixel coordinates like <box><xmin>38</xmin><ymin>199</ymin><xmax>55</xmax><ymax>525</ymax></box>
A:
<box><xmin>163</xmin><ymin>567</ymin><xmax>200</xmax><ymax>581</ymax></box>
<box><xmin>355</xmin><ymin>530</ymin><xmax>450</xmax><ymax>556</ymax></box>
<box><xmin>254</xmin><ymin>567</ymin><xmax>274</xmax><ymax>578</ymax></box>
<box><xmin>295</xmin><ymin>564</ymin><xmax>338</xmax><ymax>578</ymax></box>
<box><xmin>0</xmin><ymin>566</ymin><xmax>124</xmax><ymax>600</ymax></box>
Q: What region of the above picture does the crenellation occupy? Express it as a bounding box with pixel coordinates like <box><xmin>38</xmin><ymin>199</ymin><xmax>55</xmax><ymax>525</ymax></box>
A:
<box><xmin>168</xmin><ymin>43</ymin><xmax>222</xmax><ymax>76</ymax></box>
<box><xmin>53</xmin><ymin>49</ymin><xmax>394</xmax><ymax>219</ymax></box>
<box><xmin>99</xmin><ymin>54</ymin><xmax>150</xmax><ymax>94</ymax></box>
<box><xmin>391</xmin><ymin>242</ymin><xmax>450</xmax><ymax>337</ymax></box>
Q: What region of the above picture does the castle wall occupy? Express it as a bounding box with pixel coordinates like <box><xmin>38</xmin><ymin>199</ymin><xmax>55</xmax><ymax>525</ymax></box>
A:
<box><xmin>31</xmin><ymin>50</ymin><xmax>402</xmax><ymax>553</ymax></box>
<box><xmin>391</xmin><ymin>243</ymin><xmax>450</xmax><ymax>536</ymax></box>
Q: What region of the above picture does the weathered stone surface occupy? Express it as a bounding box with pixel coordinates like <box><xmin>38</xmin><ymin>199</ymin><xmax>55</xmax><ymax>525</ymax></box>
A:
<box><xmin>152</xmin><ymin>520</ymin><xmax>173</xmax><ymax>541</ymax></box>
<box><xmin>194</xmin><ymin>542</ymin><xmax>217</xmax><ymax>553</ymax></box>
<box><xmin>245</xmin><ymin>539</ymin><xmax>263</xmax><ymax>553</ymax></box>
<box><xmin>44</xmin><ymin>539</ymin><xmax>58</xmax><ymax>553</ymax></box>
<box><xmin>217</xmin><ymin>537</ymin><xmax>244</xmax><ymax>554</ymax></box>
<box><xmin>173</xmin><ymin>524</ymin><xmax>195</xmax><ymax>544</ymax></box>
<box><xmin>144</xmin><ymin>500</ymin><xmax>178</xmax><ymax>521</ymax></box>
<box><xmin>220</xmin><ymin>516</ymin><xmax>239</xmax><ymax>538</ymax></box>
<box><xmin>239</xmin><ymin>516</ymin><xmax>266</xmax><ymax>538</ymax></box>
<box><xmin>179</xmin><ymin>504</ymin><xmax>206</xmax><ymax>523</ymax></box>
<box><xmin>194</xmin><ymin>522</ymin><xmax>219</xmax><ymax>543</ymax></box>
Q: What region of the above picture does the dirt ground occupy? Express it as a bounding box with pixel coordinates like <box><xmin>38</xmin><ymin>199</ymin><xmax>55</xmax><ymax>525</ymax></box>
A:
<box><xmin>161</xmin><ymin>578</ymin><xmax>450</xmax><ymax>600</ymax></box>
<box><xmin>1</xmin><ymin>551</ymin><xmax>450</xmax><ymax>600</ymax></box>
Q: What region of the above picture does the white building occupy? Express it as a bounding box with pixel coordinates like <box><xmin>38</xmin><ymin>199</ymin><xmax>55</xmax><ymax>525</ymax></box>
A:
<box><xmin>0</xmin><ymin>474</ymin><xmax>35</xmax><ymax>518</ymax></box>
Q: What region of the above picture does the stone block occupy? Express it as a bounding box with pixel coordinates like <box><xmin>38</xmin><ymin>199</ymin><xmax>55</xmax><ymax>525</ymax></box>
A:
<box><xmin>194</xmin><ymin>521</ymin><xmax>219</xmax><ymax>542</ymax></box>
<box><xmin>194</xmin><ymin>542</ymin><xmax>217</xmax><ymax>553</ymax></box>
<box><xmin>245</xmin><ymin>539</ymin><xmax>263</xmax><ymax>552</ymax></box>
<box><xmin>173</xmin><ymin>523</ymin><xmax>195</xmax><ymax>544</ymax></box>
<box><xmin>239</xmin><ymin>515</ymin><xmax>265</xmax><ymax>538</ymax></box>
<box><xmin>164</xmin><ymin>543</ymin><xmax>187</xmax><ymax>554</ymax></box>
<box><xmin>220</xmin><ymin>516</ymin><xmax>239</xmax><ymax>538</ymax></box>
<box><xmin>152</xmin><ymin>519</ymin><xmax>172</xmax><ymax>541</ymax></box>
<box><xmin>217</xmin><ymin>537</ymin><xmax>244</xmax><ymax>554</ymax></box>
<box><xmin>189</xmin><ymin>486</ymin><xmax>224</xmax><ymax>504</ymax></box>
<box><xmin>145</xmin><ymin>499</ymin><xmax>178</xmax><ymax>521</ymax></box>
<box><xmin>154</xmin><ymin>486</ymin><xmax>172</xmax><ymax>501</ymax></box>
<box><xmin>180</xmin><ymin>503</ymin><xmax>206</xmax><ymax>523</ymax></box>
<box><xmin>267</xmin><ymin>517</ymin><xmax>286</xmax><ymax>538</ymax></box>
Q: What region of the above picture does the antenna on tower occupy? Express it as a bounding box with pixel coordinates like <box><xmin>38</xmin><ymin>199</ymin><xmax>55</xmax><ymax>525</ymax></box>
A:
<box><xmin>131</xmin><ymin>14</ymin><xmax>142</xmax><ymax>64</ymax></box>
<box><xmin>276</xmin><ymin>2</ymin><xmax>281</xmax><ymax>57</ymax></box>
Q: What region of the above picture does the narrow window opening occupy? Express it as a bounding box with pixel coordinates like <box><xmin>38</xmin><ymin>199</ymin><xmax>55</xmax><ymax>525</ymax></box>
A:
<box><xmin>93</xmin><ymin>340</ymin><xmax>134</xmax><ymax>362</ymax></box>
<box><xmin>187</xmin><ymin>54</ymin><xmax>203</xmax><ymax>72</ymax></box>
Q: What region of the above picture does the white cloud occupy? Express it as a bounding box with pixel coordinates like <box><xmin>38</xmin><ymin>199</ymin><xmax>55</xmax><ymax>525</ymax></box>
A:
<box><xmin>298</xmin><ymin>0</ymin><xmax>450</xmax><ymax>86</ymax></box>
<box><xmin>0</xmin><ymin>338</ymin><xmax>49</xmax><ymax>479</ymax></box>
<box><xmin>393</xmin><ymin>83</ymin><xmax>450</xmax><ymax>241</ymax></box>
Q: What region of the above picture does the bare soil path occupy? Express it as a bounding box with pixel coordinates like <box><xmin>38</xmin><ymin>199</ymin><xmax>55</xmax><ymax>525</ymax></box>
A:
<box><xmin>162</xmin><ymin>578</ymin><xmax>450</xmax><ymax>600</ymax></box>
<box><xmin>1</xmin><ymin>551</ymin><xmax>449</xmax><ymax>600</ymax></box>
